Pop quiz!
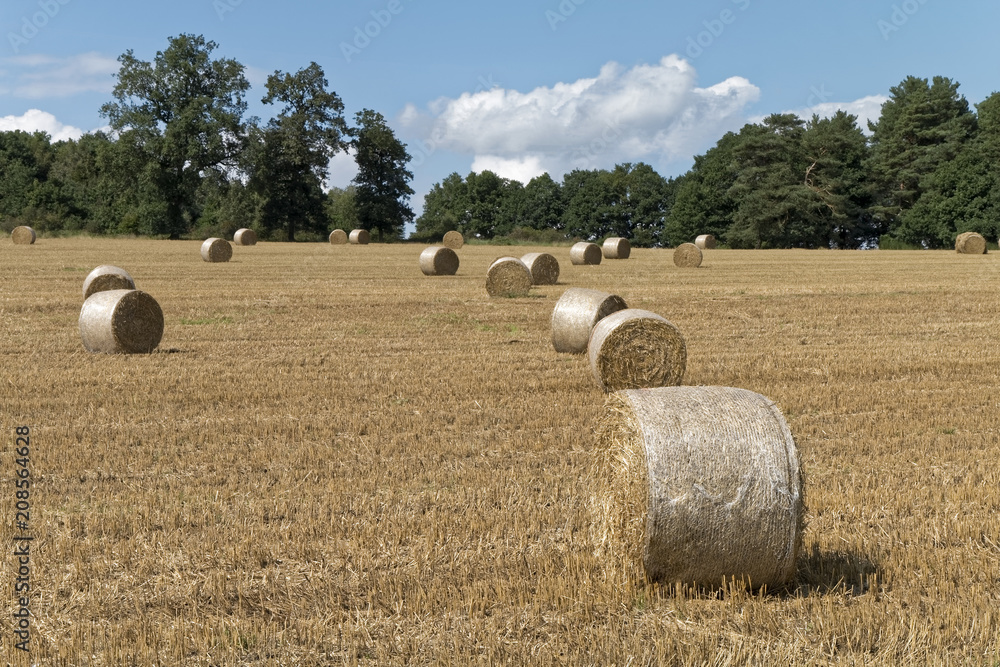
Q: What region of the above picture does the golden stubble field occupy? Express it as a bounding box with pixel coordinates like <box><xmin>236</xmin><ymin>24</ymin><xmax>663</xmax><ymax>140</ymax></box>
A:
<box><xmin>1</xmin><ymin>238</ymin><xmax>1000</xmax><ymax>665</ymax></box>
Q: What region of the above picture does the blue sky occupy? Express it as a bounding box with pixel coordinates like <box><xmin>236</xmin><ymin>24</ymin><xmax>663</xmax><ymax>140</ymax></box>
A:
<box><xmin>2</xmin><ymin>0</ymin><xmax>999</xmax><ymax>230</ymax></box>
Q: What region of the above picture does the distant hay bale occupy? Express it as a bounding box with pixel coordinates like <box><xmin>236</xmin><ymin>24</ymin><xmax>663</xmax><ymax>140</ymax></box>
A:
<box><xmin>419</xmin><ymin>245</ymin><xmax>459</xmax><ymax>276</ymax></box>
<box><xmin>603</xmin><ymin>237</ymin><xmax>631</xmax><ymax>259</ymax></box>
<box><xmin>233</xmin><ymin>228</ymin><xmax>257</xmax><ymax>246</ymax></box>
<box><xmin>11</xmin><ymin>226</ymin><xmax>35</xmax><ymax>245</ymax></box>
<box><xmin>695</xmin><ymin>234</ymin><xmax>717</xmax><ymax>250</ymax></box>
<box><xmin>570</xmin><ymin>242</ymin><xmax>603</xmax><ymax>265</ymax></box>
<box><xmin>82</xmin><ymin>265</ymin><xmax>135</xmax><ymax>300</ymax></box>
<box><xmin>520</xmin><ymin>252</ymin><xmax>560</xmax><ymax>285</ymax></box>
<box><xmin>673</xmin><ymin>243</ymin><xmax>703</xmax><ymax>268</ymax></box>
<box><xmin>329</xmin><ymin>229</ymin><xmax>348</xmax><ymax>244</ymax></box>
<box><xmin>79</xmin><ymin>289</ymin><xmax>164</xmax><ymax>354</ymax></box>
<box><xmin>592</xmin><ymin>385</ymin><xmax>803</xmax><ymax>589</ymax></box>
<box><xmin>550</xmin><ymin>287</ymin><xmax>628</xmax><ymax>354</ymax></box>
<box><xmin>486</xmin><ymin>257</ymin><xmax>532</xmax><ymax>297</ymax></box>
<box><xmin>442</xmin><ymin>230</ymin><xmax>464</xmax><ymax>250</ymax></box>
<box><xmin>201</xmin><ymin>238</ymin><xmax>233</xmax><ymax>263</ymax></box>
<box><xmin>349</xmin><ymin>229</ymin><xmax>370</xmax><ymax>245</ymax></box>
<box><xmin>588</xmin><ymin>309</ymin><xmax>686</xmax><ymax>392</ymax></box>
<box><xmin>955</xmin><ymin>231</ymin><xmax>987</xmax><ymax>254</ymax></box>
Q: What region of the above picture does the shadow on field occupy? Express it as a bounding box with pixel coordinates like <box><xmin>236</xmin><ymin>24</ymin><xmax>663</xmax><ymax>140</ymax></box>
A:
<box><xmin>793</xmin><ymin>544</ymin><xmax>883</xmax><ymax>597</ymax></box>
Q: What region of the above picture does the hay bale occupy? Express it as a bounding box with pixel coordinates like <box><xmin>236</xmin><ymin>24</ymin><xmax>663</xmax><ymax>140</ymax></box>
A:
<box><xmin>349</xmin><ymin>229</ymin><xmax>370</xmax><ymax>245</ymax></box>
<box><xmin>588</xmin><ymin>309</ymin><xmax>686</xmax><ymax>392</ymax></box>
<box><xmin>673</xmin><ymin>243</ymin><xmax>703</xmax><ymax>268</ymax></box>
<box><xmin>955</xmin><ymin>231</ymin><xmax>987</xmax><ymax>254</ymax></box>
<box><xmin>550</xmin><ymin>287</ymin><xmax>628</xmax><ymax>354</ymax></box>
<box><xmin>233</xmin><ymin>228</ymin><xmax>257</xmax><ymax>246</ymax></box>
<box><xmin>329</xmin><ymin>229</ymin><xmax>349</xmax><ymax>244</ymax></box>
<box><xmin>442</xmin><ymin>230</ymin><xmax>464</xmax><ymax>250</ymax></box>
<box><xmin>520</xmin><ymin>252</ymin><xmax>560</xmax><ymax>285</ymax></box>
<box><xmin>419</xmin><ymin>245</ymin><xmax>459</xmax><ymax>276</ymax></box>
<box><xmin>201</xmin><ymin>238</ymin><xmax>232</xmax><ymax>263</ymax></box>
<box><xmin>695</xmin><ymin>234</ymin><xmax>717</xmax><ymax>250</ymax></box>
<box><xmin>82</xmin><ymin>265</ymin><xmax>136</xmax><ymax>300</ymax></box>
<box><xmin>486</xmin><ymin>257</ymin><xmax>532</xmax><ymax>297</ymax></box>
<box><xmin>79</xmin><ymin>289</ymin><xmax>164</xmax><ymax>354</ymax></box>
<box><xmin>570</xmin><ymin>242</ymin><xmax>603</xmax><ymax>265</ymax></box>
<box><xmin>602</xmin><ymin>237</ymin><xmax>631</xmax><ymax>259</ymax></box>
<box><xmin>592</xmin><ymin>385</ymin><xmax>803</xmax><ymax>588</ymax></box>
<box><xmin>11</xmin><ymin>226</ymin><xmax>35</xmax><ymax>244</ymax></box>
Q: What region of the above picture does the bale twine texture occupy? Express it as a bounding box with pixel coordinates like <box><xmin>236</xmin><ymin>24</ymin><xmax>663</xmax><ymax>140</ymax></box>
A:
<box><xmin>603</xmin><ymin>237</ymin><xmax>631</xmax><ymax>259</ymax></box>
<box><xmin>955</xmin><ymin>231</ymin><xmax>987</xmax><ymax>254</ymax></box>
<box><xmin>521</xmin><ymin>252</ymin><xmax>560</xmax><ymax>285</ymax></box>
<box><xmin>349</xmin><ymin>229</ymin><xmax>370</xmax><ymax>245</ymax></box>
<box><xmin>79</xmin><ymin>289</ymin><xmax>164</xmax><ymax>354</ymax></box>
<box><xmin>570</xmin><ymin>242</ymin><xmax>603</xmax><ymax>265</ymax></box>
<box><xmin>419</xmin><ymin>246</ymin><xmax>460</xmax><ymax>276</ymax></box>
<box><xmin>442</xmin><ymin>230</ymin><xmax>464</xmax><ymax>250</ymax></box>
<box><xmin>588</xmin><ymin>309</ymin><xmax>686</xmax><ymax>392</ymax></box>
<box><xmin>486</xmin><ymin>257</ymin><xmax>533</xmax><ymax>297</ymax></box>
<box><xmin>695</xmin><ymin>234</ymin><xmax>717</xmax><ymax>250</ymax></box>
<box><xmin>201</xmin><ymin>238</ymin><xmax>233</xmax><ymax>263</ymax></box>
<box><xmin>592</xmin><ymin>385</ymin><xmax>803</xmax><ymax>589</ymax></box>
<box><xmin>11</xmin><ymin>226</ymin><xmax>35</xmax><ymax>244</ymax></box>
<box><xmin>329</xmin><ymin>229</ymin><xmax>349</xmax><ymax>244</ymax></box>
<box><xmin>673</xmin><ymin>243</ymin><xmax>703</xmax><ymax>268</ymax></box>
<box><xmin>551</xmin><ymin>288</ymin><xmax>628</xmax><ymax>354</ymax></box>
<box><xmin>82</xmin><ymin>265</ymin><xmax>136</xmax><ymax>300</ymax></box>
<box><xmin>233</xmin><ymin>228</ymin><xmax>257</xmax><ymax>245</ymax></box>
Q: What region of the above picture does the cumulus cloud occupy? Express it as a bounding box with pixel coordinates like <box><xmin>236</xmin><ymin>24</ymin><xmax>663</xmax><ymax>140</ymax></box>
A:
<box><xmin>0</xmin><ymin>52</ymin><xmax>119</xmax><ymax>98</ymax></box>
<box><xmin>0</xmin><ymin>109</ymin><xmax>84</xmax><ymax>141</ymax></box>
<box><xmin>399</xmin><ymin>55</ymin><xmax>760</xmax><ymax>182</ymax></box>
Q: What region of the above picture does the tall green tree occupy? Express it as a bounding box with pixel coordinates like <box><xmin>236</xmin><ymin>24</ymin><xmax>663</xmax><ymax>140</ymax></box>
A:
<box><xmin>520</xmin><ymin>173</ymin><xmax>564</xmax><ymax>231</ymax></box>
<box><xmin>351</xmin><ymin>109</ymin><xmax>414</xmax><ymax>241</ymax></box>
<box><xmin>413</xmin><ymin>172</ymin><xmax>467</xmax><ymax>241</ymax></box>
<box><xmin>325</xmin><ymin>185</ymin><xmax>360</xmax><ymax>232</ymax></box>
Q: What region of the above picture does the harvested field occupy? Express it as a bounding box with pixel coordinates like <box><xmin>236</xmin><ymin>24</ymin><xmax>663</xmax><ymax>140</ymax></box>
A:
<box><xmin>3</xmin><ymin>240</ymin><xmax>1000</xmax><ymax>664</ymax></box>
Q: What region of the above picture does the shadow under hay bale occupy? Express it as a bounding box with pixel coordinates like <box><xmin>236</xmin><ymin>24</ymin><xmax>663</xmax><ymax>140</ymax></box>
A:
<box><xmin>955</xmin><ymin>231</ymin><xmax>987</xmax><ymax>254</ymax></box>
<box><xmin>329</xmin><ymin>229</ymin><xmax>348</xmax><ymax>244</ymax></box>
<box><xmin>201</xmin><ymin>238</ymin><xmax>233</xmax><ymax>263</ymax></box>
<box><xmin>570</xmin><ymin>242</ymin><xmax>602</xmax><ymax>265</ymax></box>
<box><xmin>521</xmin><ymin>252</ymin><xmax>560</xmax><ymax>285</ymax></box>
<box><xmin>82</xmin><ymin>265</ymin><xmax>135</xmax><ymax>300</ymax></box>
<box><xmin>602</xmin><ymin>237</ymin><xmax>631</xmax><ymax>259</ymax></box>
<box><xmin>419</xmin><ymin>245</ymin><xmax>459</xmax><ymax>275</ymax></box>
<box><xmin>695</xmin><ymin>234</ymin><xmax>717</xmax><ymax>250</ymax></box>
<box><xmin>442</xmin><ymin>230</ymin><xmax>464</xmax><ymax>250</ymax></box>
<box><xmin>551</xmin><ymin>287</ymin><xmax>628</xmax><ymax>354</ymax></box>
<box><xmin>673</xmin><ymin>243</ymin><xmax>703</xmax><ymax>268</ymax></box>
<box><xmin>11</xmin><ymin>226</ymin><xmax>35</xmax><ymax>244</ymax></box>
<box><xmin>588</xmin><ymin>309</ymin><xmax>686</xmax><ymax>391</ymax></box>
<box><xmin>350</xmin><ymin>229</ymin><xmax>370</xmax><ymax>245</ymax></box>
<box><xmin>79</xmin><ymin>289</ymin><xmax>164</xmax><ymax>354</ymax></box>
<box><xmin>486</xmin><ymin>257</ymin><xmax>532</xmax><ymax>297</ymax></box>
<box><xmin>234</xmin><ymin>228</ymin><xmax>257</xmax><ymax>246</ymax></box>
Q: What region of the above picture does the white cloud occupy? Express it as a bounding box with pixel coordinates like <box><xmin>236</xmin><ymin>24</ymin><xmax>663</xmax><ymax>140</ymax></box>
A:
<box><xmin>398</xmin><ymin>55</ymin><xmax>760</xmax><ymax>182</ymax></box>
<box><xmin>0</xmin><ymin>52</ymin><xmax>119</xmax><ymax>98</ymax></box>
<box><xmin>0</xmin><ymin>109</ymin><xmax>84</xmax><ymax>141</ymax></box>
<box><xmin>325</xmin><ymin>148</ymin><xmax>358</xmax><ymax>190</ymax></box>
<box><xmin>767</xmin><ymin>95</ymin><xmax>889</xmax><ymax>135</ymax></box>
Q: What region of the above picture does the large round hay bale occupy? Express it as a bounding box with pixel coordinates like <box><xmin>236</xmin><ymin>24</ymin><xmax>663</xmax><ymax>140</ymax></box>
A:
<box><xmin>695</xmin><ymin>234</ymin><xmax>717</xmax><ymax>250</ymax></box>
<box><xmin>592</xmin><ymin>385</ymin><xmax>803</xmax><ymax>589</ymax></box>
<box><xmin>233</xmin><ymin>228</ymin><xmax>257</xmax><ymax>246</ymax></box>
<box><xmin>673</xmin><ymin>243</ymin><xmax>703</xmax><ymax>268</ymax></box>
<box><xmin>201</xmin><ymin>238</ymin><xmax>232</xmax><ymax>263</ymax></box>
<box><xmin>520</xmin><ymin>252</ymin><xmax>560</xmax><ymax>285</ymax></box>
<box><xmin>419</xmin><ymin>245</ymin><xmax>459</xmax><ymax>276</ymax></box>
<box><xmin>82</xmin><ymin>265</ymin><xmax>135</xmax><ymax>300</ymax></box>
<box><xmin>329</xmin><ymin>229</ymin><xmax>348</xmax><ymax>244</ymax></box>
<box><xmin>442</xmin><ymin>230</ymin><xmax>464</xmax><ymax>250</ymax></box>
<box><xmin>349</xmin><ymin>229</ymin><xmax>370</xmax><ymax>245</ymax></box>
<box><xmin>570</xmin><ymin>242</ymin><xmax>603</xmax><ymax>265</ymax></box>
<box><xmin>602</xmin><ymin>237</ymin><xmax>631</xmax><ymax>259</ymax></box>
<box><xmin>588</xmin><ymin>309</ymin><xmax>686</xmax><ymax>392</ymax></box>
<box><xmin>79</xmin><ymin>289</ymin><xmax>164</xmax><ymax>354</ymax></box>
<box><xmin>486</xmin><ymin>257</ymin><xmax>532</xmax><ymax>297</ymax></box>
<box><xmin>955</xmin><ymin>231</ymin><xmax>987</xmax><ymax>254</ymax></box>
<box><xmin>11</xmin><ymin>226</ymin><xmax>35</xmax><ymax>245</ymax></box>
<box><xmin>550</xmin><ymin>287</ymin><xmax>628</xmax><ymax>354</ymax></box>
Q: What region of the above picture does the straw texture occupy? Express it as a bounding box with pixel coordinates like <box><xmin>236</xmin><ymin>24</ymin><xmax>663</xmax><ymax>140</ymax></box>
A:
<box><xmin>588</xmin><ymin>309</ymin><xmax>686</xmax><ymax>392</ymax></box>
<box><xmin>201</xmin><ymin>238</ymin><xmax>233</xmax><ymax>263</ymax></box>
<box><xmin>79</xmin><ymin>289</ymin><xmax>164</xmax><ymax>354</ymax></box>
<box><xmin>550</xmin><ymin>288</ymin><xmax>628</xmax><ymax>354</ymax></box>
<box><xmin>11</xmin><ymin>226</ymin><xmax>35</xmax><ymax>244</ymax></box>
<box><xmin>329</xmin><ymin>229</ymin><xmax>348</xmax><ymax>244</ymax></box>
<box><xmin>673</xmin><ymin>243</ymin><xmax>703</xmax><ymax>268</ymax></box>
<box><xmin>570</xmin><ymin>242</ymin><xmax>603</xmax><ymax>265</ymax></box>
<box><xmin>602</xmin><ymin>237</ymin><xmax>631</xmax><ymax>259</ymax></box>
<box><xmin>419</xmin><ymin>246</ymin><xmax>460</xmax><ymax>276</ymax></box>
<box><xmin>955</xmin><ymin>231</ymin><xmax>987</xmax><ymax>254</ymax></box>
<box><xmin>443</xmin><ymin>230</ymin><xmax>464</xmax><ymax>250</ymax></box>
<box><xmin>350</xmin><ymin>229</ymin><xmax>370</xmax><ymax>245</ymax></box>
<box><xmin>593</xmin><ymin>386</ymin><xmax>803</xmax><ymax>589</ymax></box>
<box><xmin>82</xmin><ymin>265</ymin><xmax>135</xmax><ymax>300</ymax></box>
<box><xmin>695</xmin><ymin>234</ymin><xmax>717</xmax><ymax>250</ymax></box>
<box><xmin>234</xmin><ymin>228</ymin><xmax>257</xmax><ymax>246</ymax></box>
<box><xmin>486</xmin><ymin>257</ymin><xmax>532</xmax><ymax>297</ymax></box>
<box><xmin>521</xmin><ymin>252</ymin><xmax>560</xmax><ymax>285</ymax></box>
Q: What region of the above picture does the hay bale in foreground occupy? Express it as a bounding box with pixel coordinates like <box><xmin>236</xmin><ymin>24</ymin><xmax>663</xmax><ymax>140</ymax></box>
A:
<box><xmin>442</xmin><ymin>230</ymin><xmax>464</xmax><ymax>250</ymax></box>
<box><xmin>673</xmin><ymin>243</ymin><xmax>703</xmax><ymax>268</ymax></box>
<box><xmin>349</xmin><ymin>229</ymin><xmax>370</xmax><ymax>245</ymax></box>
<box><xmin>550</xmin><ymin>288</ymin><xmax>628</xmax><ymax>354</ymax></box>
<box><xmin>570</xmin><ymin>242</ymin><xmax>603</xmax><ymax>265</ymax></box>
<box><xmin>521</xmin><ymin>252</ymin><xmax>560</xmax><ymax>285</ymax></box>
<box><xmin>234</xmin><ymin>228</ymin><xmax>257</xmax><ymax>246</ymax></box>
<box><xmin>695</xmin><ymin>234</ymin><xmax>717</xmax><ymax>250</ymax></box>
<box><xmin>592</xmin><ymin>385</ymin><xmax>803</xmax><ymax>588</ymax></box>
<box><xmin>419</xmin><ymin>245</ymin><xmax>459</xmax><ymax>276</ymax></box>
<box><xmin>955</xmin><ymin>231</ymin><xmax>987</xmax><ymax>254</ymax></box>
<box><xmin>11</xmin><ymin>226</ymin><xmax>35</xmax><ymax>244</ymax></box>
<box><xmin>79</xmin><ymin>289</ymin><xmax>164</xmax><ymax>354</ymax></box>
<box><xmin>486</xmin><ymin>257</ymin><xmax>532</xmax><ymax>297</ymax></box>
<box><xmin>588</xmin><ymin>309</ymin><xmax>686</xmax><ymax>392</ymax></box>
<box><xmin>603</xmin><ymin>237</ymin><xmax>631</xmax><ymax>259</ymax></box>
<box><xmin>329</xmin><ymin>229</ymin><xmax>348</xmax><ymax>244</ymax></box>
<box><xmin>201</xmin><ymin>238</ymin><xmax>233</xmax><ymax>263</ymax></box>
<box><xmin>82</xmin><ymin>265</ymin><xmax>135</xmax><ymax>300</ymax></box>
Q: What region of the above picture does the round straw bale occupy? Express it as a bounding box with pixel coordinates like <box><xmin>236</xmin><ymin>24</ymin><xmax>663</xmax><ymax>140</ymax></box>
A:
<box><xmin>570</xmin><ymin>242</ymin><xmax>603</xmax><ymax>265</ymax></box>
<box><xmin>201</xmin><ymin>238</ymin><xmax>232</xmax><ymax>262</ymax></box>
<box><xmin>551</xmin><ymin>288</ymin><xmax>628</xmax><ymax>354</ymax></box>
<box><xmin>419</xmin><ymin>245</ymin><xmax>459</xmax><ymax>276</ymax></box>
<box><xmin>486</xmin><ymin>257</ymin><xmax>532</xmax><ymax>297</ymax></box>
<box><xmin>82</xmin><ymin>265</ymin><xmax>136</xmax><ymax>300</ymax></box>
<box><xmin>349</xmin><ymin>229</ymin><xmax>370</xmax><ymax>245</ymax></box>
<box><xmin>442</xmin><ymin>230</ymin><xmax>464</xmax><ymax>249</ymax></box>
<box><xmin>11</xmin><ymin>226</ymin><xmax>36</xmax><ymax>244</ymax></box>
<box><xmin>955</xmin><ymin>231</ymin><xmax>987</xmax><ymax>254</ymax></box>
<box><xmin>233</xmin><ymin>228</ymin><xmax>257</xmax><ymax>245</ymax></box>
<box><xmin>695</xmin><ymin>234</ymin><xmax>717</xmax><ymax>250</ymax></box>
<box><xmin>329</xmin><ymin>229</ymin><xmax>348</xmax><ymax>244</ymax></box>
<box><xmin>602</xmin><ymin>237</ymin><xmax>631</xmax><ymax>259</ymax></box>
<box><xmin>673</xmin><ymin>243</ymin><xmax>703</xmax><ymax>268</ymax></box>
<box><xmin>588</xmin><ymin>309</ymin><xmax>686</xmax><ymax>392</ymax></box>
<box><xmin>520</xmin><ymin>252</ymin><xmax>560</xmax><ymax>285</ymax></box>
<box><xmin>592</xmin><ymin>385</ymin><xmax>803</xmax><ymax>589</ymax></box>
<box><xmin>79</xmin><ymin>289</ymin><xmax>164</xmax><ymax>354</ymax></box>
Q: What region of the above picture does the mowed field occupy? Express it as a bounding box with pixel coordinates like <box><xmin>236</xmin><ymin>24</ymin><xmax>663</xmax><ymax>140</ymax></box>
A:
<box><xmin>2</xmin><ymin>238</ymin><xmax>1000</xmax><ymax>665</ymax></box>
